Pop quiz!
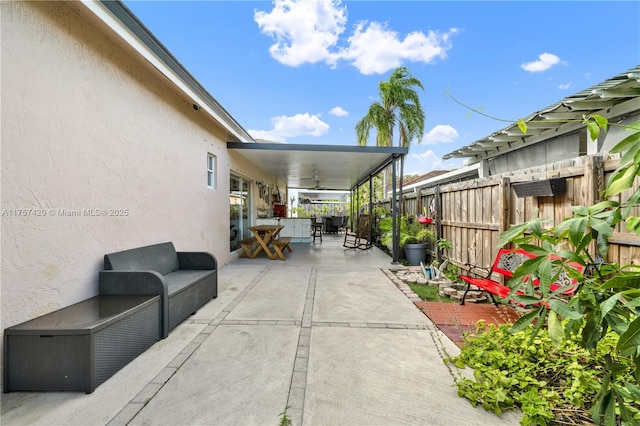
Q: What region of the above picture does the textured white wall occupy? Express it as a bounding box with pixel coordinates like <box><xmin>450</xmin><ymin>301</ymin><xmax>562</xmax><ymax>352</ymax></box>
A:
<box><xmin>0</xmin><ymin>2</ymin><xmax>273</xmax><ymax>331</ymax></box>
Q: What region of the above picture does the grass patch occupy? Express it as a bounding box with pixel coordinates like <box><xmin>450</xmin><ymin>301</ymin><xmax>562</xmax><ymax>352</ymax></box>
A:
<box><xmin>408</xmin><ymin>283</ymin><xmax>456</xmax><ymax>303</ymax></box>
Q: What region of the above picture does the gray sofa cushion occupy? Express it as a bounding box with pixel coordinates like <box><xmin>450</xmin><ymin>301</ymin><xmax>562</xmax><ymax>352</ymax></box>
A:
<box><xmin>103</xmin><ymin>242</ymin><xmax>179</xmax><ymax>276</ymax></box>
<box><xmin>163</xmin><ymin>270</ymin><xmax>216</xmax><ymax>296</ymax></box>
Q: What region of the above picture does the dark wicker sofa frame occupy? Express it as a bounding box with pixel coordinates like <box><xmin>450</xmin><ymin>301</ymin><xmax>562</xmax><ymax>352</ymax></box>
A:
<box><xmin>99</xmin><ymin>242</ymin><xmax>217</xmax><ymax>338</ymax></box>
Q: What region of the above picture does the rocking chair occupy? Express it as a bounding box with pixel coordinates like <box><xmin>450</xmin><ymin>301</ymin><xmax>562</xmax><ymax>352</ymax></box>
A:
<box><xmin>343</xmin><ymin>214</ymin><xmax>373</xmax><ymax>250</ymax></box>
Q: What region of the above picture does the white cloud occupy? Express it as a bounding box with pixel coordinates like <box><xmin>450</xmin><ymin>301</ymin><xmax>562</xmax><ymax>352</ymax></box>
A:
<box><xmin>248</xmin><ymin>113</ymin><xmax>330</xmax><ymax>142</ymax></box>
<box><xmin>329</xmin><ymin>106</ymin><xmax>348</xmax><ymax>116</ymax></box>
<box><xmin>405</xmin><ymin>150</ymin><xmax>445</xmax><ymax>174</ymax></box>
<box><xmin>254</xmin><ymin>0</ymin><xmax>346</xmax><ymax>67</ymax></box>
<box><xmin>521</xmin><ymin>53</ymin><xmax>562</xmax><ymax>73</ymax></box>
<box><xmin>422</xmin><ymin>124</ymin><xmax>459</xmax><ymax>145</ymax></box>
<box><xmin>344</xmin><ymin>23</ymin><xmax>458</xmax><ymax>75</ymax></box>
<box><xmin>559</xmin><ymin>81</ymin><xmax>572</xmax><ymax>90</ymax></box>
<box><xmin>255</xmin><ymin>0</ymin><xmax>457</xmax><ymax>74</ymax></box>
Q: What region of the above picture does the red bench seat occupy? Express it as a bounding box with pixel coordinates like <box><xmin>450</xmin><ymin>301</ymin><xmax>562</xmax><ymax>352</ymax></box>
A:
<box><xmin>459</xmin><ymin>248</ymin><xmax>583</xmax><ymax>306</ymax></box>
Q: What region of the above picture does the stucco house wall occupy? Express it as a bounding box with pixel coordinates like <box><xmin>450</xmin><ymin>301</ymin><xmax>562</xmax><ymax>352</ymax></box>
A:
<box><xmin>0</xmin><ymin>2</ymin><xmax>272</xmax><ymax>336</ymax></box>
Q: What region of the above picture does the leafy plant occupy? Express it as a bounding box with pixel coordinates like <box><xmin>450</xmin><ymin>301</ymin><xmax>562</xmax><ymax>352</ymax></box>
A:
<box><xmin>455</xmin><ymin>116</ymin><xmax>640</xmax><ymax>425</ymax></box>
<box><xmin>378</xmin><ymin>214</ymin><xmax>435</xmax><ymax>248</ymax></box>
<box><xmin>448</xmin><ymin>322</ymin><xmax>637</xmax><ymax>425</ymax></box>
<box><xmin>278</xmin><ymin>407</ymin><xmax>292</xmax><ymax>426</ymax></box>
<box><xmin>373</xmin><ymin>205</ymin><xmax>388</xmax><ymax>218</ymax></box>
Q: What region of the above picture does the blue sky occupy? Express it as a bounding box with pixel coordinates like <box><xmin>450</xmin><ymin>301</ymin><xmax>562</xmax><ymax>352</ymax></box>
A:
<box><xmin>123</xmin><ymin>0</ymin><xmax>639</xmax><ymax>175</ymax></box>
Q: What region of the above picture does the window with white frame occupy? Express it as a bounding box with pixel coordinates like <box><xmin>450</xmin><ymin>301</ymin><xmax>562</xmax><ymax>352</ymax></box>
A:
<box><xmin>207</xmin><ymin>154</ymin><xmax>216</xmax><ymax>189</ymax></box>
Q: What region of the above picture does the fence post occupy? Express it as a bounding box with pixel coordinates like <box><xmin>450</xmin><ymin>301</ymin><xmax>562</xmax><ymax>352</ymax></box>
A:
<box><xmin>499</xmin><ymin>177</ymin><xmax>511</xmax><ymax>245</ymax></box>
<box><xmin>435</xmin><ymin>185</ymin><xmax>442</xmax><ymax>263</ymax></box>
<box><xmin>584</xmin><ymin>155</ymin><xmax>605</xmax><ymax>208</ymax></box>
<box><xmin>585</xmin><ymin>155</ymin><xmax>605</xmax><ymax>256</ymax></box>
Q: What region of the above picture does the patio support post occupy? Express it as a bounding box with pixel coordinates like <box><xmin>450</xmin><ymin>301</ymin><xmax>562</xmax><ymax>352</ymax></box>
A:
<box><xmin>391</xmin><ymin>155</ymin><xmax>399</xmax><ymax>264</ymax></box>
<box><xmin>398</xmin><ymin>155</ymin><xmax>405</xmax><ymax>216</ymax></box>
<box><xmin>369</xmin><ymin>175</ymin><xmax>374</xmax><ymax>244</ymax></box>
<box><xmin>350</xmin><ymin>188</ymin><xmax>355</xmax><ymax>229</ymax></box>
<box><xmin>435</xmin><ymin>185</ymin><xmax>442</xmax><ymax>263</ymax></box>
<box><xmin>369</xmin><ymin>175</ymin><xmax>373</xmax><ymax>214</ymax></box>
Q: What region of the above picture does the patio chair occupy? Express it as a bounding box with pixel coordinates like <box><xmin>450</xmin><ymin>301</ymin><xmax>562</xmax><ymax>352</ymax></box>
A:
<box><xmin>338</xmin><ymin>216</ymin><xmax>348</xmax><ymax>233</ymax></box>
<box><xmin>327</xmin><ymin>216</ymin><xmax>342</xmax><ymax>233</ymax></box>
<box><xmin>311</xmin><ymin>217</ymin><xmax>323</xmax><ymax>242</ymax></box>
<box><xmin>343</xmin><ymin>214</ymin><xmax>372</xmax><ymax>250</ymax></box>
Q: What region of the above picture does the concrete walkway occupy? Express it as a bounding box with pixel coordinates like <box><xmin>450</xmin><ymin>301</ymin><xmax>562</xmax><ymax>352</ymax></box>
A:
<box><xmin>1</xmin><ymin>234</ymin><xmax>521</xmax><ymax>426</ymax></box>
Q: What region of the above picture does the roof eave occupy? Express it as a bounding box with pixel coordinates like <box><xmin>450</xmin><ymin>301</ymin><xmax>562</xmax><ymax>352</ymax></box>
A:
<box><xmin>76</xmin><ymin>0</ymin><xmax>254</xmax><ymax>142</ymax></box>
<box><xmin>443</xmin><ymin>66</ymin><xmax>640</xmax><ymax>161</ymax></box>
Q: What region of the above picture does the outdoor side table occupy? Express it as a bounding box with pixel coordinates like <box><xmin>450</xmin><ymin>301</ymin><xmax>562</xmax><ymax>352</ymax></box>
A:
<box><xmin>3</xmin><ymin>295</ymin><xmax>161</xmax><ymax>393</ymax></box>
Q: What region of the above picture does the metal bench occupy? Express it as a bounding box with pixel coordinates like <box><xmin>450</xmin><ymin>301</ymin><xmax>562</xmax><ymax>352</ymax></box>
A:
<box><xmin>459</xmin><ymin>248</ymin><xmax>584</xmax><ymax>306</ymax></box>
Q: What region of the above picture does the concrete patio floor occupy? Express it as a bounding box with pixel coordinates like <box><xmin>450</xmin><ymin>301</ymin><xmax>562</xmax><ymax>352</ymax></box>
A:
<box><xmin>1</xmin><ymin>234</ymin><xmax>521</xmax><ymax>426</ymax></box>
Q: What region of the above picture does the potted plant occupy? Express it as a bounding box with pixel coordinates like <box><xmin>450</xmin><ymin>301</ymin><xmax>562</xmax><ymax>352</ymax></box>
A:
<box><xmin>401</xmin><ymin>215</ymin><xmax>435</xmax><ymax>265</ymax></box>
<box><xmin>379</xmin><ymin>215</ymin><xmax>435</xmax><ymax>265</ymax></box>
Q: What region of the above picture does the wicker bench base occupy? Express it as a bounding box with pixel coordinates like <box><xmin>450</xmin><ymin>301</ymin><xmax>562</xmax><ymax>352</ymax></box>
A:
<box><xmin>3</xmin><ymin>295</ymin><xmax>160</xmax><ymax>393</ymax></box>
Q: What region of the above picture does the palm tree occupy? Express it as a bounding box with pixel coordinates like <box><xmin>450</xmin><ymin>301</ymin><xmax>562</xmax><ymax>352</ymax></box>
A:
<box><xmin>355</xmin><ymin>67</ymin><xmax>425</xmax><ymax>263</ymax></box>
<box><xmin>355</xmin><ymin>66</ymin><xmax>425</xmax><ymax>148</ymax></box>
<box><xmin>355</xmin><ymin>66</ymin><xmax>425</xmax><ymax>202</ymax></box>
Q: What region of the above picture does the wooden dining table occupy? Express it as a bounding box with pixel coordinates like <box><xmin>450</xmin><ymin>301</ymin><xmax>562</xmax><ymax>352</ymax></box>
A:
<box><xmin>242</xmin><ymin>224</ymin><xmax>284</xmax><ymax>260</ymax></box>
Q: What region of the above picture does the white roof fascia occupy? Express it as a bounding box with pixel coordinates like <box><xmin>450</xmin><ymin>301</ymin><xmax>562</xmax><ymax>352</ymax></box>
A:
<box><xmin>78</xmin><ymin>0</ymin><xmax>253</xmax><ymax>142</ymax></box>
<box><xmin>402</xmin><ymin>163</ymin><xmax>482</xmax><ymax>192</ymax></box>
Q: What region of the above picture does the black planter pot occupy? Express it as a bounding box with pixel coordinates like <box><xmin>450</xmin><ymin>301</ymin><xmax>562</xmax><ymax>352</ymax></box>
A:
<box><xmin>403</xmin><ymin>243</ymin><xmax>428</xmax><ymax>266</ymax></box>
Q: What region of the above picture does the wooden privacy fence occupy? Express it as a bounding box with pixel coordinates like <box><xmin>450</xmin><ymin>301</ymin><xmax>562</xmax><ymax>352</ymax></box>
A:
<box><xmin>380</xmin><ymin>154</ymin><xmax>640</xmax><ymax>275</ymax></box>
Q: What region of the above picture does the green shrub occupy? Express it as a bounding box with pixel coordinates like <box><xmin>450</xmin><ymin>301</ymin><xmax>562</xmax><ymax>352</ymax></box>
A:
<box><xmin>448</xmin><ymin>322</ymin><xmax>639</xmax><ymax>425</ymax></box>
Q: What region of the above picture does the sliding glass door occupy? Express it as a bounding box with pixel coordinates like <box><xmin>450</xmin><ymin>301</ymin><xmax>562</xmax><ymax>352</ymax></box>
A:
<box><xmin>229</xmin><ymin>174</ymin><xmax>252</xmax><ymax>252</ymax></box>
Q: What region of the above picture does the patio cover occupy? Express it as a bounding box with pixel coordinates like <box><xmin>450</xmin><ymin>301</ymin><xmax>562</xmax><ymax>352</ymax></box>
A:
<box><xmin>227</xmin><ymin>143</ymin><xmax>407</xmax><ymax>191</ymax></box>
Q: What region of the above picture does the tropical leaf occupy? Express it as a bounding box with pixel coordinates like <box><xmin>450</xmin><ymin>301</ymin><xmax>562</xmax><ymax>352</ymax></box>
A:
<box><xmin>622</xmin><ymin>190</ymin><xmax>640</xmax><ymax>218</ymax></box>
<box><xmin>596</xmin><ymin>231</ymin><xmax>610</xmax><ymax>258</ymax></box>
<box><xmin>498</xmin><ymin>224</ymin><xmax>529</xmax><ymax>246</ymax></box>
<box><xmin>591</xmin><ymin>114</ymin><xmax>608</xmax><ymax>131</ymax></box>
<box><xmin>625</xmin><ymin>216</ymin><xmax>640</xmax><ymax>234</ymax></box>
<box><xmin>617</xmin><ymin>316</ymin><xmax>640</xmax><ymax>353</ymax></box>
<box><xmin>568</xmin><ymin>217</ymin><xmax>588</xmax><ymax>247</ymax></box>
<box><xmin>587</xmin><ymin>120</ymin><xmax>601</xmax><ymax>142</ymax></box>
<box><xmin>590</xmin><ymin>217</ymin><xmax>614</xmax><ymax>237</ymax></box>
<box><xmin>618</xmin><ymin>133</ymin><xmax>640</xmax><ymax>167</ymax></box>
<box><xmin>605</xmin><ymin>164</ymin><xmax>640</xmax><ymax>197</ymax></box>
<box><xmin>548</xmin><ymin>310</ymin><xmax>563</xmax><ymax>348</ymax></box>
<box><xmin>582</xmin><ymin>317</ymin><xmax>603</xmax><ymax>349</ymax></box>
<box><xmin>589</xmin><ymin>200</ymin><xmax>619</xmax><ymax>213</ymax></box>
<box><xmin>509</xmin><ymin>307</ymin><xmax>542</xmax><ymax>333</ymax></box>
<box><xmin>517</xmin><ymin>118</ymin><xmax>527</xmax><ymax>134</ymax></box>
<box><xmin>622</xmin><ymin>382</ymin><xmax>640</xmax><ymax>400</ymax></box>
<box><xmin>609</xmin><ymin>120</ymin><xmax>640</xmax><ymax>154</ymax></box>
<box><xmin>599</xmin><ymin>274</ymin><xmax>640</xmax><ymax>290</ymax></box>
<box><xmin>599</xmin><ymin>293</ymin><xmax>622</xmax><ymax>320</ymax></box>
<box><xmin>548</xmin><ymin>299</ymin><xmax>582</xmax><ymax>320</ymax></box>
<box><xmin>529</xmin><ymin>307</ymin><xmax>547</xmax><ymax>343</ymax></box>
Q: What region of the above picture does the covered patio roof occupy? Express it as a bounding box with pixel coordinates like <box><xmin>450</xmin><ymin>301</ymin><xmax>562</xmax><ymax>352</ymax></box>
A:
<box><xmin>227</xmin><ymin>142</ymin><xmax>408</xmax><ymax>191</ymax></box>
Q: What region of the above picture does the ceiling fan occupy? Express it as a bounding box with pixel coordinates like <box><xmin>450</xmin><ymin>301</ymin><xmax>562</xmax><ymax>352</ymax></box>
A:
<box><xmin>300</xmin><ymin>170</ymin><xmax>327</xmax><ymax>190</ymax></box>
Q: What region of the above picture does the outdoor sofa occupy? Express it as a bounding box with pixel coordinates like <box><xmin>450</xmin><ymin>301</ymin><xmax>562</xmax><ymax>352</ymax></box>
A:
<box><xmin>99</xmin><ymin>242</ymin><xmax>217</xmax><ymax>338</ymax></box>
